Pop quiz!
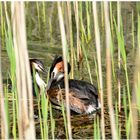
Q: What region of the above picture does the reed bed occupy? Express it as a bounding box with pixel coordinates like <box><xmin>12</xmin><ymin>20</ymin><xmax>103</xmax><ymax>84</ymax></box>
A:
<box><xmin>0</xmin><ymin>1</ymin><xmax>140</xmax><ymax>139</ymax></box>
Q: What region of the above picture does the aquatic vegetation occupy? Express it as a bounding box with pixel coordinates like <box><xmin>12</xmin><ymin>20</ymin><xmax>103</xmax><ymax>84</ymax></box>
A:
<box><xmin>0</xmin><ymin>1</ymin><xmax>140</xmax><ymax>139</ymax></box>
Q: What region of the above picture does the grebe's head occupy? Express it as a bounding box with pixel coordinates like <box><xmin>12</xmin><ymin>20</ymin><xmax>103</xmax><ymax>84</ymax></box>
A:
<box><xmin>49</xmin><ymin>56</ymin><xmax>71</xmax><ymax>80</ymax></box>
<box><xmin>30</xmin><ymin>59</ymin><xmax>47</xmax><ymax>73</ymax></box>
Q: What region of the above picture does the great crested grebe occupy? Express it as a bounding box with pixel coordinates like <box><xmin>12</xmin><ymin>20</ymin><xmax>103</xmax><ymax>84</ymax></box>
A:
<box><xmin>47</xmin><ymin>56</ymin><xmax>101</xmax><ymax>114</ymax></box>
<box><xmin>30</xmin><ymin>59</ymin><xmax>47</xmax><ymax>96</ymax></box>
<box><xmin>7</xmin><ymin>59</ymin><xmax>47</xmax><ymax>96</ymax></box>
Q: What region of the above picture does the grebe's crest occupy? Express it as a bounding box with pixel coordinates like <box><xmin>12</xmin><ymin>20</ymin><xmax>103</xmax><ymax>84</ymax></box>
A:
<box><xmin>50</xmin><ymin>56</ymin><xmax>71</xmax><ymax>79</ymax></box>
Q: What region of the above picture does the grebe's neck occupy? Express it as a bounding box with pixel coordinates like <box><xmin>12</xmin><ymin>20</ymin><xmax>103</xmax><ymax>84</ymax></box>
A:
<box><xmin>56</xmin><ymin>72</ymin><xmax>64</xmax><ymax>82</ymax></box>
<box><xmin>35</xmin><ymin>72</ymin><xmax>46</xmax><ymax>89</ymax></box>
<box><xmin>47</xmin><ymin>72</ymin><xmax>64</xmax><ymax>90</ymax></box>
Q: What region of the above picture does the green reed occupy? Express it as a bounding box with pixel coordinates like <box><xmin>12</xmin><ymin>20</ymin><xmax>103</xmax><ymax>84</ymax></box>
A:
<box><xmin>32</xmin><ymin>71</ymin><xmax>50</xmax><ymax>139</ymax></box>
<box><xmin>1</xmin><ymin>1</ymin><xmax>140</xmax><ymax>139</ymax></box>
<box><xmin>136</xmin><ymin>73</ymin><xmax>140</xmax><ymax>112</ymax></box>
<box><xmin>113</xmin><ymin>7</ymin><xmax>131</xmax><ymax>139</ymax></box>
<box><xmin>0</xmin><ymin>2</ymin><xmax>5</xmax><ymax>48</ymax></box>
<box><xmin>49</xmin><ymin>103</ymin><xmax>55</xmax><ymax>139</ymax></box>
<box><xmin>122</xmin><ymin>87</ymin><xmax>128</xmax><ymax>138</ymax></box>
<box><xmin>86</xmin><ymin>2</ymin><xmax>91</xmax><ymax>41</ymax></box>
<box><xmin>4</xmin><ymin>4</ymin><xmax>16</xmax><ymax>138</ymax></box>
<box><xmin>36</xmin><ymin>2</ymin><xmax>41</xmax><ymax>36</ymax></box>
<box><xmin>41</xmin><ymin>94</ymin><xmax>49</xmax><ymax>139</ymax></box>
<box><xmin>80</xmin><ymin>4</ymin><xmax>93</xmax><ymax>84</ymax></box>
<box><xmin>93</xmin><ymin>116</ymin><xmax>100</xmax><ymax>139</ymax></box>
<box><xmin>61</xmin><ymin>98</ymin><xmax>68</xmax><ymax>139</ymax></box>
<box><xmin>109</xmin><ymin>2</ymin><xmax>116</xmax><ymax>81</ymax></box>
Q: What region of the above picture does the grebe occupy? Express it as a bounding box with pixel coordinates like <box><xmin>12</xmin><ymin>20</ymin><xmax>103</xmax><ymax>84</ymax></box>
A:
<box><xmin>29</xmin><ymin>59</ymin><xmax>47</xmax><ymax>96</ymax></box>
<box><xmin>47</xmin><ymin>56</ymin><xmax>101</xmax><ymax>114</ymax></box>
<box><xmin>7</xmin><ymin>59</ymin><xmax>47</xmax><ymax>95</ymax></box>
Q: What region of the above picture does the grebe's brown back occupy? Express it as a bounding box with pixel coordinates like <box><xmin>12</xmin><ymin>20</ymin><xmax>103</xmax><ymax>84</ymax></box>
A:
<box><xmin>47</xmin><ymin>56</ymin><xmax>101</xmax><ymax>114</ymax></box>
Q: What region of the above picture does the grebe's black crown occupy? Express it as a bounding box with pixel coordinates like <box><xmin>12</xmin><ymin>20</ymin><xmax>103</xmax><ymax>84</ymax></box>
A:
<box><xmin>30</xmin><ymin>59</ymin><xmax>44</xmax><ymax>66</ymax></box>
<box><xmin>49</xmin><ymin>55</ymin><xmax>71</xmax><ymax>78</ymax></box>
<box><xmin>29</xmin><ymin>58</ymin><xmax>46</xmax><ymax>73</ymax></box>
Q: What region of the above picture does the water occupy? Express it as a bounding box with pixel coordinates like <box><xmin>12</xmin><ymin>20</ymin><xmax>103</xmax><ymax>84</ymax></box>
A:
<box><xmin>1</xmin><ymin>2</ymin><xmax>139</xmax><ymax>139</ymax></box>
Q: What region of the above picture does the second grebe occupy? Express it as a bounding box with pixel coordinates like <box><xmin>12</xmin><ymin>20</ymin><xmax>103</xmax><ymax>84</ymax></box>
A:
<box><xmin>30</xmin><ymin>59</ymin><xmax>47</xmax><ymax>96</ymax></box>
<box><xmin>47</xmin><ymin>56</ymin><xmax>101</xmax><ymax>114</ymax></box>
<box><xmin>7</xmin><ymin>59</ymin><xmax>47</xmax><ymax>96</ymax></box>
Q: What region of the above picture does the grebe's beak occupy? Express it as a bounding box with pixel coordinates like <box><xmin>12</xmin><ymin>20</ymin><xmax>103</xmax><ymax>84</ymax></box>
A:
<box><xmin>40</xmin><ymin>66</ymin><xmax>48</xmax><ymax>74</ymax></box>
<box><xmin>35</xmin><ymin>63</ymin><xmax>48</xmax><ymax>73</ymax></box>
<box><xmin>47</xmin><ymin>72</ymin><xmax>64</xmax><ymax>90</ymax></box>
<box><xmin>46</xmin><ymin>78</ymin><xmax>54</xmax><ymax>90</ymax></box>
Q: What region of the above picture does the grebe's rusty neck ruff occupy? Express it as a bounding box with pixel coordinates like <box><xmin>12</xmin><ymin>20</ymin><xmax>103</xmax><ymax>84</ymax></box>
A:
<box><xmin>49</xmin><ymin>56</ymin><xmax>71</xmax><ymax>79</ymax></box>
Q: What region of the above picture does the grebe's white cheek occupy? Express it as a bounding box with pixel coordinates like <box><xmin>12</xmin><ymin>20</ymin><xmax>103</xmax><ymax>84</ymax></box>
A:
<box><xmin>33</xmin><ymin>63</ymin><xmax>41</xmax><ymax>71</ymax></box>
<box><xmin>56</xmin><ymin>73</ymin><xmax>64</xmax><ymax>81</ymax></box>
<box><xmin>52</xmin><ymin>67</ymin><xmax>58</xmax><ymax>78</ymax></box>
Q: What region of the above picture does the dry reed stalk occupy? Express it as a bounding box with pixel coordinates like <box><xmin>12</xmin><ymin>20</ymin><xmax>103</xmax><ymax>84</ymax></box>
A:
<box><xmin>73</xmin><ymin>2</ymin><xmax>82</xmax><ymax>68</ymax></box>
<box><xmin>129</xmin><ymin>17</ymin><xmax>140</xmax><ymax>138</ymax></box>
<box><xmin>92</xmin><ymin>2</ymin><xmax>105</xmax><ymax>139</ymax></box>
<box><xmin>11</xmin><ymin>2</ymin><xmax>35</xmax><ymax>139</ymax></box>
<box><xmin>67</xmin><ymin>2</ymin><xmax>74</xmax><ymax>79</ymax></box>
<box><xmin>130</xmin><ymin>48</ymin><xmax>139</xmax><ymax>139</ymax></box>
<box><xmin>64</xmin><ymin>2</ymin><xmax>69</xmax><ymax>45</ymax></box>
<box><xmin>117</xmin><ymin>2</ymin><xmax>121</xmax><ymax>112</ymax></box>
<box><xmin>57</xmin><ymin>2</ymin><xmax>72</xmax><ymax>139</ymax></box>
<box><xmin>0</xmin><ymin>36</ymin><xmax>8</xmax><ymax>139</ymax></box>
<box><xmin>104</xmin><ymin>2</ymin><xmax>117</xmax><ymax>139</ymax></box>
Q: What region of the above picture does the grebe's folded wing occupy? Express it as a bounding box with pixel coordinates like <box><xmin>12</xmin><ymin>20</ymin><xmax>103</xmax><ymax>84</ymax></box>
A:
<box><xmin>69</xmin><ymin>79</ymin><xmax>98</xmax><ymax>97</ymax></box>
<box><xmin>47</xmin><ymin>88</ymin><xmax>87</xmax><ymax>114</ymax></box>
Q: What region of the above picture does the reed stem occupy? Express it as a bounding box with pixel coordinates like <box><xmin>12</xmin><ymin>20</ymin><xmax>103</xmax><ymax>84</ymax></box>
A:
<box><xmin>11</xmin><ymin>2</ymin><xmax>35</xmax><ymax>138</ymax></box>
<box><xmin>104</xmin><ymin>2</ymin><xmax>117</xmax><ymax>139</ymax></box>
<box><xmin>57</xmin><ymin>2</ymin><xmax>72</xmax><ymax>139</ymax></box>
<box><xmin>92</xmin><ymin>2</ymin><xmax>105</xmax><ymax>139</ymax></box>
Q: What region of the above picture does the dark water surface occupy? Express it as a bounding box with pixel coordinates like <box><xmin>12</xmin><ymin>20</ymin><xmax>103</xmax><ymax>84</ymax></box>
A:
<box><xmin>1</xmin><ymin>2</ymin><xmax>139</xmax><ymax>139</ymax></box>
